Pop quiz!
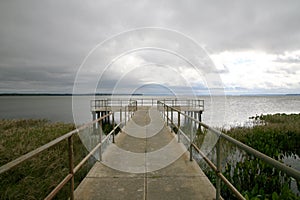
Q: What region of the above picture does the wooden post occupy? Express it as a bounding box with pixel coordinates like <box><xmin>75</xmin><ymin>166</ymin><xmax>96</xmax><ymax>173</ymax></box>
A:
<box><xmin>92</xmin><ymin>111</ymin><xmax>97</xmax><ymax>131</ymax></box>
<box><xmin>190</xmin><ymin>118</ymin><xmax>193</xmax><ymax>161</ymax></box>
<box><xmin>120</xmin><ymin>108</ymin><xmax>122</xmax><ymax>123</ymax></box>
<box><xmin>68</xmin><ymin>135</ymin><xmax>74</xmax><ymax>200</ymax></box>
<box><xmin>198</xmin><ymin>111</ymin><xmax>202</xmax><ymax>130</ymax></box>
<box><xmin>164</xmin><ymin>105</ymin><xmax>166</xmax><ymax>120</ymax></box>
<box><xmin>125</xmin><ymin>106</ymin><xmax>127</xmax><ymax>125</ymax></box>
<box><xmin>171</xmin><ymin>107</ymin><xmax>173</xmax><ymax>127</ymax></box>
<box><xmin>112</xmin><ymin>112</ymin><xmax>115</xmax><ymax>143</ymax></box>
<box><xmin>99</xmin><ymin>120</ymin><xmax>102</xmax><ymax>161</ymax></box>
<box><xmin>216</xmin><ymin>139</ymin><xmax>221</xmax><ymax>200</ymax></box>
<box><xmin>167</xmin><ymin>106</ymin><xmax>169</xmax><ymax>126</ymax></box>
<box><xmin>178</xmin><ymin>111</ymin><xmax>180</xmax><ymax>143</ymax></box>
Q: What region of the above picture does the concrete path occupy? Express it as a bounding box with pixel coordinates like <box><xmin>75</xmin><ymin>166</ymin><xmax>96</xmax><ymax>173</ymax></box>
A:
<box><xmin>74</xmin><ymin>107</ymin><xmax>217</xmax><ymax>200</ymax></box>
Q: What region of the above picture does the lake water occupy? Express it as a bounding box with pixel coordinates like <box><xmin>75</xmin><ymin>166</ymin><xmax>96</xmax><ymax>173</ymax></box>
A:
<box><xmin>1</xmin><ymin>95</ymin><xmax>299</xmax><ymax>194</ymax></box>
<box><xmin>0</xmin><ymin>95</ymin><xmax>300</xmax><ymax>128</ymax></box>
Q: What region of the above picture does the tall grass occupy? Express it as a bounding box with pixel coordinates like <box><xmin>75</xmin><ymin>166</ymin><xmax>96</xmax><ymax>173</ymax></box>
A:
<box><xmin>0</xmin><ymin>119</ymin><xmax>95</xmax><ymax>199</ymax></box>
<box><xmin>200</xmin><ymin>114</ymin><xmax>300</xmax><ymax>200</ymax></box>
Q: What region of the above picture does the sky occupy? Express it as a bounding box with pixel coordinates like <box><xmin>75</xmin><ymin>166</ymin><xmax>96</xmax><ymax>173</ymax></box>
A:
<box><xmin>0</xmin><ymin>0</ymin><xmax>300</xmax><ymax>95</ymax></box>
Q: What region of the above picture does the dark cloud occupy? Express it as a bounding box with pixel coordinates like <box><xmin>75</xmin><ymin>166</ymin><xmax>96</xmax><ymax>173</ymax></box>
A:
<box><xmin>0</xmin><ymin>0</ymin><xmax>299</xmax><ymax>93</ymax></box>
<box><xmin>0</xmin><ymin>65</ymin><xmax>75</xmax><ymax>92</ymax></box>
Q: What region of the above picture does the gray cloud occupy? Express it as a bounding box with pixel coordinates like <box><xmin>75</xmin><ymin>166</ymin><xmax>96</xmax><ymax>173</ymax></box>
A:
<box><xmin>265</xmin><ymin>65</ymin><xmax>300</xmax><ymax>75</ymax></box>
<box><xmin>0</xmin><ymin>0</ymin><xmax>299</xmax><ymax>93</ymax></box>
<box><xmin>274</xmin><ymin>54</ymin><xmax>300</xmax><ymax>64</ymax></box>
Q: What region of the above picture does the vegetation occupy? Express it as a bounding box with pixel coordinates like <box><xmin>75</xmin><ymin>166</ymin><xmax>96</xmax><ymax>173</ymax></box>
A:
<box><xmin>199</xmin><ymin>114</ymin><xmax>300</xmax><ymax>200</ymax></box>
<box><xmin>0</xmin><ymin>119</ymin><xmax>96</xmax><ymax>199</ymax></box>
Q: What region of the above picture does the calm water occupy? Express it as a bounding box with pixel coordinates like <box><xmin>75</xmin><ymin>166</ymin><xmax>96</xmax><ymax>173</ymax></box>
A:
<box><xmin>0</xmin><ymin>95</ymin><xmax>300</xmax><ymax>128</ymax></box>
<box><xmin>1</xmin><ymin>95</ymin><xmax>299</xmax><ymax>192</ymax></box>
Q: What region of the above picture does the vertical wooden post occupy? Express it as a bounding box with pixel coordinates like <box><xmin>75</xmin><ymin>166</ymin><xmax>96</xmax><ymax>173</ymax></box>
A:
<box><xmin>195</xmin><ymin>112</ymin><xmax>198</xmax><ymax>134</ymax></box>
<box><xmin>99</xmin><ymin>120</ymin><xmax>102</xmax><ymax>161</ymax></box>
<box><xmin>120</xmin><ymin>108</ymin><xmax>122</xmax><ymax>123</ymax></box>
<box><xmin>125</xmin><ymin>106</ymin><xmax>127</xmax><ymax>125</ymax></box>
<box><xmin>128</xmin><ymin>106</ymin><xmax>130</xmax><ymax>120</ymax></box>
<box><xmin>198</xmin><ymin>111</ymin><xmax>202</xmax><ymax>130</ymax></box>
<box><xmin>171</xmin><ymin>107</ymin><xmax>173</xmax><ymax>127</ymax></box>
<box><xmin>112</xmin><ymin>112</ymin><xmax>115</xmax><ymax>143</ymax></box>
<box><xmin>68</xmin><ymin>135</ymin><xmax>74</xmax><ymax>200</ymax></box>
<box><xmin>190</xmin><ymin>117</ymin><xmax>193</xmax><ymax>161</ymax></box>
<box><xmin>164</xmin><ymin>105</ymin><xmax>166</xmax><ymax>120</ymax></box>
<box><xmin>92</xmin><ymin>111</ymin><xmax>96</xmax><ymax>131</ymax></box>
<box><xmin>178</xmin><ymin>111</ymin><xmax>180</xmax><ymax>143</ymax></box>
<box><xmin>216</xmin><ymin>139</ymin><xmax>221</xmax><ymax>200</ymax></box>
<box><xmin>167</xmin><ymin>106</ymin><xmax>169</xmax><ymax>126</ymax></box>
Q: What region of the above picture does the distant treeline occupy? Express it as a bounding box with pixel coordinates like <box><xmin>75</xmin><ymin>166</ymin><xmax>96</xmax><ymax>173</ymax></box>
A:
<box><xmin>1</xmin><ymin>93</ymin><xmax>299</xmax><ymax>96</ymax></box>
<box><xmin>0</xmin><ymin>93</ymin><xmax>143</xmax><ymax>96</ymax></box>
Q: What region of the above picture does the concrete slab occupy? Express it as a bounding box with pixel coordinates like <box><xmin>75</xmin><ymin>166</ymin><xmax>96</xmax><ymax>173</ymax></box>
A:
<box><xmin>147</xmin><ymin>176</ymin><xmax>216</xmax><ymax>200</ymax></box>
<box><xmin>75</xmin><ymin>177</ymin><xmax>145</xmax><ymax>200</ymax></box>
<box><xmin>75</xmin><ymin>107</ymin><xmax>217</xmax><ymax>200</ymax></box>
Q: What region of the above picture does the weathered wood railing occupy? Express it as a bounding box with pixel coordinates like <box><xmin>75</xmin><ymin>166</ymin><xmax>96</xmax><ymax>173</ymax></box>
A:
<box><xmin>0</xmin><ymin>112</ymin><xmax>123</xmax><ymax>199</ymax></box>
<box><xmin>158</xmin><ymin>101</ymin><xmax>300</xmax><ymax>200</ymax></box>
<box><xmin>90</xmin><ymin>98</ymin><xmax>204</xmax><ymax>111</ymax></box>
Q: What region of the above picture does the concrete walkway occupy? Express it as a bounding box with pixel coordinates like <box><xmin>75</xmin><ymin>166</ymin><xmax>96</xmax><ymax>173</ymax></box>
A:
<box><xmin>74</xmin><ymin>107</ymin><xmax>217</xmax><ymax>200</ymax></box>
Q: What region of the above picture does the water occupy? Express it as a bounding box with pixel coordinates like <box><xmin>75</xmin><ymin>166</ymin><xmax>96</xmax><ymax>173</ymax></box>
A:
<box><xmin>1</xmin><ymin>95</ymin><xmax>299</xmax><ymax>195</ymax></box>
<box><xmin>1</xmin><ymin>95</ymin><xmax>299</xmax><ymax>128</ymax></box>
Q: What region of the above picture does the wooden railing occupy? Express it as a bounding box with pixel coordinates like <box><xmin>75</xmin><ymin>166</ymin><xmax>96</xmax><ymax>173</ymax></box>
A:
<box><xmin>158</xmin><ymin>101</ymin><xmax>300</xmax><ymax>200</ymax></box>
<box><xmin>91</xmin><ymin>98</ymin><xmax>204</xmax><ymax>111</ymax></box>
<box><xmin>0</xmin><ymin>112</ymin><xmax>122</xmax><ymax>200</ymax></box>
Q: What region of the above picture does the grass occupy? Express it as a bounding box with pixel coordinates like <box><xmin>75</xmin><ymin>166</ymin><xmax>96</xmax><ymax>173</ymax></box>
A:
<box><xmin>0</xmin><ymin>119</ymin><xmax>95</xmax><ymax>200</ymax></box>
<box><xmin>197</xmin><ymin>113</ymin><xmax>300</xmax><ymax>200</ymax></box>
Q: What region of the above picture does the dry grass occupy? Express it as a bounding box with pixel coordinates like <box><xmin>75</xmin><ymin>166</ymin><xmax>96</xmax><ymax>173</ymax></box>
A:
<box><xmin>0</xmin><ymin>119</ymin><xmax>94</xmax><ymax>199</ymax></box>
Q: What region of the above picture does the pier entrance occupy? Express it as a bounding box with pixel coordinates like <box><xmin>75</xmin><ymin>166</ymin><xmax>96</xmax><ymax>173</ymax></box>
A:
<box><xmin>75</xmin><ymin>106</ymin><xmax>216</xmax><ymax>199</ymax></box>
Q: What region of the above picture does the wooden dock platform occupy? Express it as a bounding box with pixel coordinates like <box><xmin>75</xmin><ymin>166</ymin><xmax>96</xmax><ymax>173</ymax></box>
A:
<box><xmin>74</xmin><ymin>107</ymin><xmax>217</xmax><ymax>200</ymax></box>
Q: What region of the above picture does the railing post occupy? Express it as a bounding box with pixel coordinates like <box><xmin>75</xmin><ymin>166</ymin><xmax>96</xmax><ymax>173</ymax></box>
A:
<box><xmin>68</xmin><ymin>135</ymin><xmax>74</xmax><ymax>200</ymax></box>
<box><xmin>135</xmin><ymin>101</ymin><xmax>137</xmax><ymax>111</ymax></box>
<box><xmin>190</xmin><ymin>120</ymin><xmax>193</xmax><ymax>161</ymax></box>
<box><xmin>120</xmin><ymin>108</ymin><xmax>122</xmax><ymax>123</ymax></box>
<box><xmin>163</xmin><ymin>104</ymin><xmax>166</xmax><ymax>120</ymax></box>
<box><xmin>167</xmin><ymin>106</ymin><xmax>169</xmax><ymax>126</ymax></box>
<box><xmin>92</xmin><ymin>111</ymin><xmax>96</xmax><ymax>130</ymax></box>
<box><xmin>99</xmin><ymin>120</ymin><xmax>102</xmax><ymax>161</ymax></box>
<box><xmin>112</xmin><ymin>112</ymin><xmax>115</xmax><ymax>143</ymax></box>
<box><xmin>198</xmin><ymin>111</ymin><xmax>202</xmax><ymax>130</ymax></box>
<box><xmin>171</xmin><ymin>107</ymin><xmax>173</xmax><ymax>127</ymax></box>
<box><xmin>128</xmin><ymin>105</ymin><xmax>130</xmax><ymax>120</ymax></box>
<box><xmin>125</xmin><ymin>106</ymin><xmax>127</xmax><ymax>125</ymax></box>
<box><xmin>216</xmin><ymin>138</ymin><xmax>221</xmax><ymax>200</ymax></box>
<box><xmin>178</xmin><ymin>111</ymin><xmax>180</xmax><ymax>143</ymax></box>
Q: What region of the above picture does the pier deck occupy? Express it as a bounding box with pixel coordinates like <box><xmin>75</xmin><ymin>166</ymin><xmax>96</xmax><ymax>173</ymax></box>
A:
<box><xmin>74</xmin><ymin>107</ymin><xmax>217</xmax><ymax>199</ymax></box>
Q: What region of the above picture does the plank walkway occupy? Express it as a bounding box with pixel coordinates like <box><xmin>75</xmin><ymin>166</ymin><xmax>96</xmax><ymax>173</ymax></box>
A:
<box><xmin>74</xmin><ymin>107</ymin><xmax>217</xmax><ymax>200</ymax></box>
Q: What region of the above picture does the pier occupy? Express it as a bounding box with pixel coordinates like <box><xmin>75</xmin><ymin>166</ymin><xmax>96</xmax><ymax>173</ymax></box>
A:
<box><xmin>75</xmin><ymin>105</ymin><xmax>216</xmax><ymax>199</ymax></box>
<box><xmin>1</xmin><ymin>98</ymin><xmax>299</xmax><ymax>200</ymax></box>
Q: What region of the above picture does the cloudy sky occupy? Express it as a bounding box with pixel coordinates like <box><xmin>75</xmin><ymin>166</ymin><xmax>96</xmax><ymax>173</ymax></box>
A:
<box><xmin>0</xmin><ymin>0</ymin><xmax>300</xmax><ymax>95</ymax></box>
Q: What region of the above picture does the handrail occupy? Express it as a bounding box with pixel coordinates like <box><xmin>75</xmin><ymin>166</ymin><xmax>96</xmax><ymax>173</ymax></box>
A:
<box><xmin>0</xmin><ymin>111</ymin><xmax>126</xmax><ymax>200</ymax></box>
<box><xmin>91</xmin><ymin>98</ymin><xmax>204</xmax><ymax>111</ymax></box>
<box><xmin>158</xmin><ymin>100</ymin><xmax>300</xmax><ymax>200</ymax></box>
<box><xmin>0</xmin><ymin>113</ymin><xmax>110</xmax><ymax>174</ymax></box>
